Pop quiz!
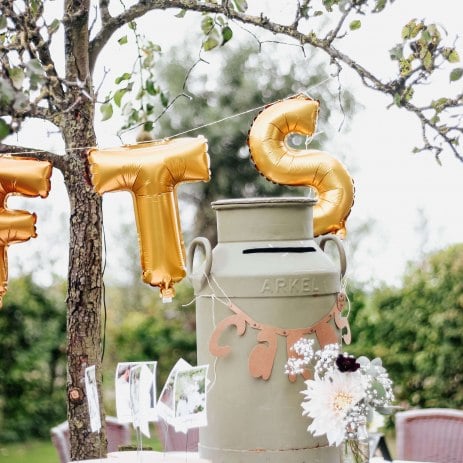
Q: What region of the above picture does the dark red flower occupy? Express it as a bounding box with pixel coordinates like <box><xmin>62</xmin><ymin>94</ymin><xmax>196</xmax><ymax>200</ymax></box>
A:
<box><xmin>336</xmin><ymin>354</ymin><xmax>360</xmax><ymax>372</ymax></box>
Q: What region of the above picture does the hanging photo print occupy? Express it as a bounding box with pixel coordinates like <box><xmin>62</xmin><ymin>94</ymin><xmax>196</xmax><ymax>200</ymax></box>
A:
<box><xmin>173</xmin><ymin>365</ymin><xmax>208</xmax><ymax>432</ymax></box>
<box><xmin>157</xmin><ymin>358</ymin><xmax>208</xmax><ymax>433</ymax></box>
<box><xmin>157</xmin><ymin>358</ymin><xmax>190</xmax><ymax>423</ymax></box>
<box><xmin>84</xmin><ymin>365</ymin><xmax>101</xmax><ymax>433</ymax></box>
<box><xmin>115</xmin><ymin>361</ymin><xmax>157</xmax><ymax>431</ymax></box>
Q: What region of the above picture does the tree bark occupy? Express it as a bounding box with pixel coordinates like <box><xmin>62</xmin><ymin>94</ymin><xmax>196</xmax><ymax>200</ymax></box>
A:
<box><xmin>63</xmin><ymin>1</ymin><xmax>106</xmax><ymax>460</ymax></box>
<box><xmin>63</xmin><ymin>125</ymin><xmax>106</xmax><ymax>461</ymax></box>
<box><xmin>62</xmin><ymin>124</ymin><xmax>105</xmax><ymax>461</ymax></box>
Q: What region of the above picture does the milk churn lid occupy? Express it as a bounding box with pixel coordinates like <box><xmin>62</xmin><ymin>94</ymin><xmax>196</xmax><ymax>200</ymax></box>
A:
<box><xmin>212</xmin><ymin>196</ymin><xmax>317</xmax><ymax>210</ymax></box>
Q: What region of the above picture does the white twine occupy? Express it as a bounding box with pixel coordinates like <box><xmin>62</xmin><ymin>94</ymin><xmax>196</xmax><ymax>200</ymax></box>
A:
<box><xmin>0</xmin><ymin>77</ymin><xmax>333</xmax><ymax>157</ymax></box>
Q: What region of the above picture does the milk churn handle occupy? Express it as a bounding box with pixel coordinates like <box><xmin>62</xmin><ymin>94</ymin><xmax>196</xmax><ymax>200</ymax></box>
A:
<box><xmin>318</xmin><ymin>234</ymin><xmax>347</xmax><ymax>278</ymax></box>
<box><xmin>187</xmin><ymin>237</ymin><xmax>213</xmax><ymax>291</ymax></box>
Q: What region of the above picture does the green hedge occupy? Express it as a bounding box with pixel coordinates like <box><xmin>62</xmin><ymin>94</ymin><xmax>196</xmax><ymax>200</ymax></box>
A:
<box><xmin>0</xmin><ymin>276</ymin><xmax>67</xmax><ymax>442</ymax></box>
<box><xmin>348</xmin><ymin>244</ymin><xmax>463</xmax><ymax>409</ymax></box>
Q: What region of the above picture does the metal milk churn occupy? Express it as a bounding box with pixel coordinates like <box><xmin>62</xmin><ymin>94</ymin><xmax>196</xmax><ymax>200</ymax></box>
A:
<box><xmin>187</xmin><ymin>197</ymin><xmax>349</xmax><ymax>463</ymax></box>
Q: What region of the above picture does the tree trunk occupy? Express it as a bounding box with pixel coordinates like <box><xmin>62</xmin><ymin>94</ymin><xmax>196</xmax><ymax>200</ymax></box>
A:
<box><xmin>62</xmin><ymin>110</ymin><xmax>106</xmax><ymax>460</ymax></box>
<box><xmin>63</xmin><ymin>139</ymin><xmax>105</xmax><ymax>460</ymax></box>
<box><xmin>63</xmin><ymin>1</ymin><xmax>106</xmax><ymax>460</ymax></box>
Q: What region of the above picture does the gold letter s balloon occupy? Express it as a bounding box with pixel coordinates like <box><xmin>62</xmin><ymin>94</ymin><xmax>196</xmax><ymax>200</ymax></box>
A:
<box><xmin>247</xmin><ymin>94</ymin><xmax>354</xmax><ymax>237</ymax></box>
<box><xmin>0</xmin><ymin>157</ymin><xmax>52</xmax><ymax>306</ymax></box>
<box><xmin>88</xmin><ymin>137</ymin><xmax>210</xmax><ymax>301</ymax></box>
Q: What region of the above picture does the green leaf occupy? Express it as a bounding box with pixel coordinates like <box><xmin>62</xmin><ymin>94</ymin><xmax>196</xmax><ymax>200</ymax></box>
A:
<box><xmin>221</xmin><ymin>26</ymin><xmax>233</xmax><ymax>45</ymax></box>
<box><xmin>29</xmin><ymin>73</ymin><xmax>41</xmax><ymax>91</ymax></box>
<box><xmin>114</xmin><ymin>88</ymin><xmax>128</xmax><ymax>107</ymax></box>
<box><xmin>144</xmin><ymin>121</ymin><xmax>154</xmax><ymax>132</ymax></box>
<box><xmin>450</xmin><ymin>67</ymin><xmax>463</xmax><ymax>82</ymax></box>
<box><xmin>128</xmin><ymin>21</ymin><xmax>137</xmax><ymax>31</ymax></box>
<box><xmin>443</xmin><ymin>48</ymin><xmax>460</xmax><ymax>63</ymax></box>
<box><xmin>0</xmin><ymin>78</ymin><xmax>14</xmax><ymax>106</ymax></box>
<box><xmin>425</xmin><ymin>24</ymin><xmax>440</xmax><ymax>41</ymax></box>
<box><xmin>143</xmin><ymin>54</ymin><xmax>154</xmax><ymax>68</ymax></box>
<box><xmin>231</xmin><ymin>0</ymin><xmax>248</xmax><ymax>12</ymax></box>
<box><xmin>115</xmin><ymin>72</ymin><xmax>131</xmax><ymax>84</ymax></box>
<box><xmin>431</xmin><ymin>98</ymin><xmax>449</xmax><ymax>112</ymax></box>
<box><xmin>314</xmin><ymin>10</ymin><xmax>323</xmax><ymax>16</ymax></box>
<box><xmin>129</xmin><ymin>109</ymin><xmax>140</xmax><ymax>123</ymax></box>
<box><xmin>201</xmin><ymin>16</ymin><xmax>214</xmax><ymax>34</ymax></box>
<box><xmin>418</xmin><ymin>39</ymin><xmax>428</xmax><ymax>60</ymax></box>
<box><xmin>0</xmin><ymin>118</ymin><xmax>10</xmax><ymax>140</ymax></box>
<box><xmin>0</xmin><ymin>16</ymin><xmax>7</xmax><ymax>30</ymax></box>
<box><xmin>373</xmin><ymin>0</ymin><xmax>386</xmax><ymax>12</ymax></box>
<box><xmin>203</xmin><ymin>37</ymin><xmax>219</xmax><ymax>51</ymax></box>
<box><xmin>26</xmin><ymin>59</ymin><xmax>44</xmax><ymax>74</ymax></box>
<box><xmin>100</xmin><ymin>102</ymin><xmax>113</xmax><ymax>121</ymax></box>
<box><xmin>160</xmin><ymin>92</ymin><xmax>169</xmax><ymax>108</ymax></box>
<box><xmin>421</xmin><ymin>29</ymin><xmax>431</xmax><ymax>43</ymax></box>
<box><xmin>29</xmin><ymin>0</ymin><xmax>40</xmax><ymax>16</ymax></box>
<box><xmin>25</xmin><ymin>59</ymin><xmax>45</xmax><ymax>90</ymax></box>
<box><xmin>389</xmin><ymin>44</ymin><xmax>403</xmax><ymax>61</ymax></box>
<box><xmin>399</xmin><ymin>58</ymin><xmax>412</xmax><ymax>77</ymax></box>
<box><xmin>322</xmin><ymin>0</ymin><xmax>336</xmax><ymax>12</ymax></box>
<box><xmin>402</xmin><ymin>86</ymin><xmax>414</xmax><ymax>103</ymax></box>
<box><xmin>8</xmin><ymin>67</ymin><xmax>25</xmax><ymax>90</ymax></box>
<box><xmin>422</xmin><ymin>50</ymin><xmax>433</xmax><ymax>71</ymax></box>
<box><xmin>402</xmin><ymin>19</ymin><xmax>422</xmax><ymax>39</ymax></box>
<box><xmin>175</xmin><ymin>9</ymin><xmax>186</xmax><ymax>18</ymax></box>
<box><xmin>349</xmin><ymin>20</ymin><xmax>361</xmax><ymax>31</ymax></box>
<box><xmin>48</xmin><ymin>18</ymin><xmax>60</xmax><ymax>34</ymax></box>
<box><xmin>118</xmin><ymin>35</ymin><xmax>128</xmax><ymax>45</ymax></box>
<box><xmin>150</xmin><ymin>43</ymin><xmax>162</xmax><ymax>52</ymax></box>
<box><xmin>146</xmin><ymin>80</ymin><xmax>159</xmax><ymax>96</ymax></box>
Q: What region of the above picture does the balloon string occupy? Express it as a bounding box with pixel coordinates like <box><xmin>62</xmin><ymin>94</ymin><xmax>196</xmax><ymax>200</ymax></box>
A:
<box><xmin>205</xmin><ymin>293</ymin><xmax>218</xmax><ymax>396</ymax></box>
<box><xmin>0</xmin><ymin>78</ymin><xmax>333</xmax><ymax>157</ymax></box>
<box><xmin>100</xmin><ymin>217</ymin><xmax>108</xmax><ymax>363</ymax></box>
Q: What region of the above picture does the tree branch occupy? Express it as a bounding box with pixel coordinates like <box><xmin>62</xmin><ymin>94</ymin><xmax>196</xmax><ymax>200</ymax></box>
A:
<box><xmin>89</xmin><ymin>1</ymin><xmax>389</xmax><ymax>87</ymax></box>
<box><xmin>1</xmin><ymin>102</ymin><xmax>58</xmax><ymax>129</ymax></box>
<box><xmin>89</xmin><ymin>1</ymin><xmax>158</xmax><ymax>72</ymax></box>
<box><xmin>324</xmin><ymin>3</ymin><xmax>353</xmax><ymax>45</ymax></box>
<box><xmin>99</xmin><ymin>0</ymin><xmax>111</xmax><ymax>25</ymax></box>
<box><xmin>29</xmin><ymin>28</ymin><xmax>65</xmax><ymax>101</ymax></box>
<box><xmin>141</xmin><ymin>1</ymin><xmax>458</xmax><ymax>161</ymax></box>
<box><xmin>404</xmin><ymin>99</ymin><xmax>463</xmax><ymax>162</ymax></box>
<box><xmin>0</xmin><ymin>143</ymin><xmax>66</xmax><ymax>171</ymax></box>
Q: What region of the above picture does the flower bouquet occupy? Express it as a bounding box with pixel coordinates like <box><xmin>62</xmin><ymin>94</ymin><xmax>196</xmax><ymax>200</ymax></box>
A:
<box><xmin>285</xmin><ymin>340</ymin><xmax>394</xmax><ymax>463</ymax></box>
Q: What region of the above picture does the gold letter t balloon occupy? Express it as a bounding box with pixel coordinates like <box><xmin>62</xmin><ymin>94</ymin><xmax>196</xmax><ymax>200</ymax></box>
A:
<box><xmin>0</xmin><ymin>157</ymin><xmax>52</xmax><ymax>306</ymax></box>
<box><xmin>88</xmin><ymin>137</ymin><xmax>210</xmax><ymax>301</ymax></box>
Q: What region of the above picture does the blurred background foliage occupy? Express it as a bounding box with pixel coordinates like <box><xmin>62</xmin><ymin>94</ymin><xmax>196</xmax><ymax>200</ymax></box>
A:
<box><xmin>0</xmin><ymin>276</ymin><xmax>67</xmax><ymax>442</ymax></box>
<box><xmin>150</xmin><ymin>40</ymin><xmax>356</xmax><ymax>244</ymax></box>
<box><xmin>2</xmin><ymin>243</ymin><xmax>463</xmax><ymax>443</ymax></box>
<box><xmin>1</xmin><ymin>41</ymin><xmax>462</xmax><ymax>448</ymax></box>
<box><xmin>348</xmin><ymin>243</ymin><xmax>463</xmax><ymax>410</ymax></box>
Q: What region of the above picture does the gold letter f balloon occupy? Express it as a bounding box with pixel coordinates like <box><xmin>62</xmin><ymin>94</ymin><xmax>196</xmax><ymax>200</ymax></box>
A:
<box><xmin>0</xmin><ymin>157</ymin><xmax>52</xmax><ymax>306</ymax></box>
<box><xmin>88</xmin><ymin>137</ymin><xmax>210</xmax><ymax>301</ymax></box>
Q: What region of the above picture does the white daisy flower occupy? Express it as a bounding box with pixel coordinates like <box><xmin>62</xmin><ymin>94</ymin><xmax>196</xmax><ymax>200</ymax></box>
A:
<box><xmin>301</xmin><ymin>369</ymin><xmax>366</xmax><ymax>446</ymax></box>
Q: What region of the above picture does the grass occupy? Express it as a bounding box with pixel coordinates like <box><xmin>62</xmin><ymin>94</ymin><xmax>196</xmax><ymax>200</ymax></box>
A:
<box><xmin>0</xmin><ymin>434</ymin><xmax>161</xmax><ymax>463</ymax></box>
<box><xmin>0</xmin><ymin>440</ymin><xmax>58</xmax><ymax>463</ymax></box>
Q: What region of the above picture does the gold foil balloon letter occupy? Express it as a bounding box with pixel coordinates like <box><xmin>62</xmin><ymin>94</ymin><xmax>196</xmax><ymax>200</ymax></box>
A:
<box><xmin>88</xmin><ymin>137</ymin><xmax>210</xmax><ymax>301</ymax></box>
<box><xmin>0</xmin><ymin>157</ymin><xmax>52</xmax><ymax>306</ymax></box>
<box><xmin>247</xmin><ymin>94</ymin><xmax>354</xmax><ymax>237</ymax></box>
